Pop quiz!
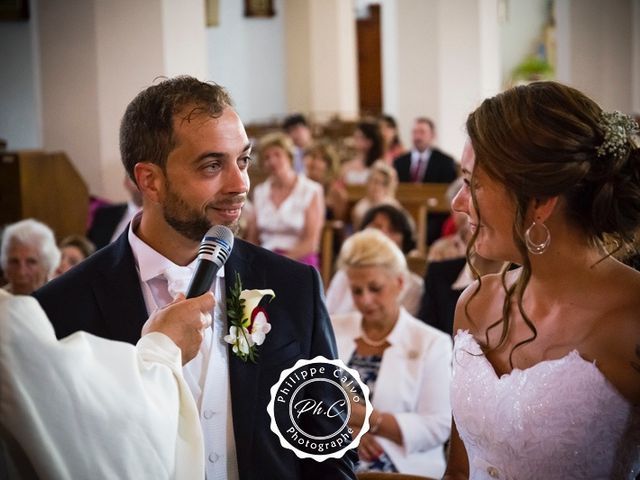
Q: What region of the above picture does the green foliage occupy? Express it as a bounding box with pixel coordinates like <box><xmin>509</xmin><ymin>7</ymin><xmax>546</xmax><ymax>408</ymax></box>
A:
<box><xmin>512</xmin><ymin>55</ymin><xmax>554</xmax><ymax>80</ymax></box>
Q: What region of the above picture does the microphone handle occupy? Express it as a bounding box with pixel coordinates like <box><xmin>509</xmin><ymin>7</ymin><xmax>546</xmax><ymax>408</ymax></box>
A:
<box><xmin>186</xmin><ymin>259</ymin><xmax>219</xmax><ymax>299</ymax></box>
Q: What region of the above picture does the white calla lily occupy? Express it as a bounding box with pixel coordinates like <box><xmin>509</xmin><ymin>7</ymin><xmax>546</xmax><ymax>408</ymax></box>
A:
<box><xmin>226</xmin><ymin>273</ymin><xmax>276</xmax><ymax>362</ymax></box>
<box><xmin>240</xmin><ymin>288</ymin><xmax>275</xmax><ymax>320</ymax></box>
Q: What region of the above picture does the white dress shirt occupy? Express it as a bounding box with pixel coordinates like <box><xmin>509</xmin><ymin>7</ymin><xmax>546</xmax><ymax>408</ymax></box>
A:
<box><xmin>110</xmin><ymin>200</ymin><xmax>142</xmax><ymax>243</ymax></box>
<box><xmin>128</xmin><ymin>214</ymin><xmax>239</xmax><ymax>480</ymax></box>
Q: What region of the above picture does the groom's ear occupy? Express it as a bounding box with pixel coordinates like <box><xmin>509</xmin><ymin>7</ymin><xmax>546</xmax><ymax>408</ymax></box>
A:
<box><xmin>134</xmin><ymin>162</ymin><xmax>164</xmax><ymax>204</ymax></box>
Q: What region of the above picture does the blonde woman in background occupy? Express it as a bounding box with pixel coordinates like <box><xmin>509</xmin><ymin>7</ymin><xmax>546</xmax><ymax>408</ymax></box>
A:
<box><xmin>351</xmin><ymin>160</ymin><xmax>401</xmax><ymax>230</ymax></box>
<box><xmin>246</xmin><ymin>132</ymin><xmax>325</xmax><ymax>267</ymax></box>
<box><xmin>303</xmin><ymin>141</ymin><xmax>348</xmax><ymax>222</ymax></box>
<box><xmin>331</xmin><ymin>228</ymin><xmax>452</xmax><ymax>478</ymax></box>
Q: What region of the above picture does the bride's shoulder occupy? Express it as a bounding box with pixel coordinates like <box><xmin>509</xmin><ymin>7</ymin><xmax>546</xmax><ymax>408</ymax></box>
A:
<box><xmin>453</xmin><ymin>269</ymin><xmax>516</xmax><ymax>334</ymax></box>
<box><xmin>602</xmin><ymin>260</ymin><xmax>640</xmax><ymax>315</ymax></box>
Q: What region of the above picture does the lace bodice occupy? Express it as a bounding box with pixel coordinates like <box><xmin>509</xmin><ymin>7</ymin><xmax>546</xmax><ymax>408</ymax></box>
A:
<box><xmin>451</xmin><ymin>330</ymin><xmax>640</xmax><ymax>480</ymax></box>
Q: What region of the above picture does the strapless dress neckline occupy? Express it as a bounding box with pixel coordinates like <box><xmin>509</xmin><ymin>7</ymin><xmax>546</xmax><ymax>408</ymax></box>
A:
<box><xmin>451</xmin><ymin>330</ymin><xmax>640</xmax><ymax>480</ymax></box>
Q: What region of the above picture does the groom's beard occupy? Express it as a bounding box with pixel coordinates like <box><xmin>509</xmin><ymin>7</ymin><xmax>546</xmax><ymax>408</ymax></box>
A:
<box><xmin>162</xmin><ymin>182</ymin><xmax>240</xmax><ymax>242</ymax></box>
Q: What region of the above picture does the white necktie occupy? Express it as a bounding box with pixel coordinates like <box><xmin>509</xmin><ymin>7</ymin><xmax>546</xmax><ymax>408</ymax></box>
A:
<box><xmin>162</xmin><ymin>265</ymin><xmax>195</xmax><ymax>299</ymax></box>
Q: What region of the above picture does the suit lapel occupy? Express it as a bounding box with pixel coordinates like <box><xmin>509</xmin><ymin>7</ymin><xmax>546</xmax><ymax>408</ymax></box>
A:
<box><xmin>225</xmin><ymin>240</ymin><xmax>263</xmax><ymax>475</ymax></box>
<box><xmin>400</xmin><ymin>154</ymin><xmax>412</xmax><ymax>182</ymax></box>
<box><xmin>92</xmin><ymin>232</ymin><xmax>148</xmax><ymax>344</ymax></box>
<box><xmin>422</xmin><ymin>151</ymin><xmax>435</xmax><ymax>182</ymax></box>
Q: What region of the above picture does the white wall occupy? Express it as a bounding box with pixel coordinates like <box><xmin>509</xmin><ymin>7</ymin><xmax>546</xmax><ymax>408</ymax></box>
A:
<box><xmin>38</xmin><ymin>0</ymin><xmax>103</xmax><ymax>196</ymax></box>
<box><xmin>308</xmin><ymin>0</ymin><xmax>358</xmax><ymax>121</ymax></box>
<box><xmin>0</xmin><ymin>0</ymin><xmax>41</xmax><ymax>149</ymax></box>
<box><xmin>283</xmin><ymin>0</ymin><xmax>358</xmax><ymax>122</ymax></box>
<box><xmin>36</xmin><ymin>0</ymin><xmax>207</xmax><ymax>201</ymax></box>
<box><xmin>499</xmin><ymin>0</ymin><xmax>549</xmax><ymax>86</ymax></box>
<box><xmin>93</xmin><ymin>0</ymin><xmax>206</xmax><ymax>200</ymax></box>
<box><xmin>206</xmin><ymin>0</ymin><xmax>287</xmax><ymax>124</ymax></box>
<box><xmin>555</xmin><ymin>0</ymin><xmax>635</xmax><ymax>112</ymax></box>
<box><xmin>162</xmin><ymin>0</ymin><xmax>207</xmax><ymax>79</ymax></box>
<box><xmin>284</xmin><ymin>0</ymin><xmax>312</xmax><ymax>114</ymax></box>
<box><xmin>382</xmin><ymin>0</ymin><xmax>500</xmax><ymax>162</ymax></box>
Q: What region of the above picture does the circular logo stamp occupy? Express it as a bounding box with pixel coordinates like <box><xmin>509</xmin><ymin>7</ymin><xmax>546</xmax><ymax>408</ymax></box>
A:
<box><xmin>267</xmin><ymin>356</ymin><xmax>372</xmax><ymax>461</ymax></box>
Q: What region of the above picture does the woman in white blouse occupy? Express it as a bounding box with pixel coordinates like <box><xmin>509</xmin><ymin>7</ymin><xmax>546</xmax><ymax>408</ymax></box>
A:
<box><xmin>246</xmin><ymin>132</ymin><xmax>324</xmax><ymax>267</ymax></box>
<box><xmin>331</xmin><ymin>229</ymin><xmax>452</xmax><ymax>478</ymax></box>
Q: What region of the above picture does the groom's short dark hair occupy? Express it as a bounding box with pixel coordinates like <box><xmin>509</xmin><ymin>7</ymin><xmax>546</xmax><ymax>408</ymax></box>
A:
<box><xmin>120</xmin><ymin>76</ymin><xmax>233</xmax><ymax>182</ymax></box>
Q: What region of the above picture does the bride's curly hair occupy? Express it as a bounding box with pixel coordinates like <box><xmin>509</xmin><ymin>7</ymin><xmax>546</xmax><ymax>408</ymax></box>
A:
<box><xmin>464</xmin><ymin>81</ymin><xmax>640</xmax><ymax>367</ymax></box>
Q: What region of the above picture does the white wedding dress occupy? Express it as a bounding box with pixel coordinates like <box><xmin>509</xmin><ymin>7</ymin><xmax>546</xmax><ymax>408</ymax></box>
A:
<box><xmin>452</xmin><ymin>330</ymin><xmax>640</xmax><ymax>480</ymax></box>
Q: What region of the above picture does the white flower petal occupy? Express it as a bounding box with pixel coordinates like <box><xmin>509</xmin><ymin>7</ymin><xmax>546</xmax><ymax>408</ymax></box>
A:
<box><xmin>251</xmin><ymin>331</ymin><xmax>266</xmax><ymax>345</ymax></box>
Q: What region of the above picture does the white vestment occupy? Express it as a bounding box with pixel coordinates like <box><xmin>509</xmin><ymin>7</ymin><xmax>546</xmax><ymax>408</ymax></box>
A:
<box><xmin>0</xmin><ymin>290</ymin><xmax>204</xmax><ymax>480</ymax></box>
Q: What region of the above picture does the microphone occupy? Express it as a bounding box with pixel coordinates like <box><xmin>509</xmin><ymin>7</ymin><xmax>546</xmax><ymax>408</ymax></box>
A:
<box><xmin>186</xmin><ymin>225</ymin><xmax>234</xmax><ymax>298</ymax></box>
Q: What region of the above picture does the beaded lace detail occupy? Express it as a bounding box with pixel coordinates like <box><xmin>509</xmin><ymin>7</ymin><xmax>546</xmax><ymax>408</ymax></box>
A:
<box><xmin>451</xmin><ymin>330</ymin><xmax>640</xmax><ymax>480</ymax></box>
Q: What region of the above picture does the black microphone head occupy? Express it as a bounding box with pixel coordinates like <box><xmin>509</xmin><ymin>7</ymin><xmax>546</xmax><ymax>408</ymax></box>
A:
<box><xmin>197</xmin><ymin>225</ymin><xmax>234</xmax><ymax>269</ymax></box>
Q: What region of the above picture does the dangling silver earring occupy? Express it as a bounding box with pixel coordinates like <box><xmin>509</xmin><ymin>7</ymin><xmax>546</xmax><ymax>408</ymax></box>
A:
<box><xmin>525</xmin><ymin>221</ymin><xmax>550</xmax><ymax>254</ymax></box>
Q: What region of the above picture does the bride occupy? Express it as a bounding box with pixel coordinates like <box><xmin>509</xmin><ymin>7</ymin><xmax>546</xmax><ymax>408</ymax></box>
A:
<box><xmin>443</xmin><ymin>82</ymin><xmax>640</xmax><ymax>479</ymax></box>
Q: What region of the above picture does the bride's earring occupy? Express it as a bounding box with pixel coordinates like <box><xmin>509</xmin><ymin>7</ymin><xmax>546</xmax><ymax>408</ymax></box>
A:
<box><xmin>525</xmin><ymin>220</ymin><xmax>550</xmax><ymax>254</ymax></box>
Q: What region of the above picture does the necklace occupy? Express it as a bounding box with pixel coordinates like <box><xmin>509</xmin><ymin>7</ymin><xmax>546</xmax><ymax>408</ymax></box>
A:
<box><xmin>359</xmin><ymin>329</ymin><xmax>391</xmax><ymax>347</ymax></box>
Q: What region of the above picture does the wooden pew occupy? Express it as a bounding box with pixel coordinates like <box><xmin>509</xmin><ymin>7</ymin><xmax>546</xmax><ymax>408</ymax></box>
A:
<box><xmin>0</xmin><ymin>150</ymin><xmax>89</xmax><ymax>241</ymax></box>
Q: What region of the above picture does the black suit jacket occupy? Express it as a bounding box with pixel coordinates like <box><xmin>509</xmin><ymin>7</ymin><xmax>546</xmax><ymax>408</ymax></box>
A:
<box><xmin>34</xmin><ymin>233</ymin><xmax>356</xmax><ymax>480</ymax></box>
<box><xmin>393</xmin><ymin>149</ymin><xmax>458</xmax><ymax>245</ymax></box>
<box><xmin>392</xmin><ymin>148</ymin><xmax>457</xmax><ymax>184</ymax></box>
<box><xmin>87</xmin><ymin>203</ymin><xmax>128</xmax><ymax>250</ymax></box>
<box><xmin>417</xmin><ymin>257</ymin><xmax>466</xmax><ymax>336</ymax></box>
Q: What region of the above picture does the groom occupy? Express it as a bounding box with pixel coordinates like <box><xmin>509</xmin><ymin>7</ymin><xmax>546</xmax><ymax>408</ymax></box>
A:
<box><xmin>34</xmin><ymin>76</ymin><xmax>356</xmax><ymax>480</ymax></box>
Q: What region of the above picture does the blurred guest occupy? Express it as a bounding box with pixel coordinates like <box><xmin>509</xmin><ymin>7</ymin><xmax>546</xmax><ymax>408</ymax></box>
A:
<box><xmin>304</xmin><ymin>141</ymin><xmax>348</xmax><ymax>222</ymax></box>
<box><xmin>87</xmin><ymin>175</ymin><xmax>142</xmax><ymax>249</ymax></box>
<box><xmin>378</xmin><ymin>114</ymin><xmax>405</xmax><ymax>164</ymax></box>
<box><xmin>427</xmin><ymin>177</ymin><xmax>469</xmax><ymax>262</ymax></box>
<box><xmin>53</xmin><ymin>234</ymin><xmax>96</xmax><ymax>278</ymax></box>
<box><xmin>1</xmin><ymin>219</ymin><xmax>60</xmax><ymax>295</ymax></box>
<box><xmin>331</xmin><ymin>229</ymin><xmax>451</xmax><ymax>478</ymax></box>
<box><xmin>235</xmin><ymin>198</ymin><xmax>255</xmax><ymax>240</ymax></box>
<box><xmin>418</xmin><ymin>254</ymin><xmax>504</xmax><ymax>337</ymax></box>
<box><xmin>246</xmin><ymin>132</ymin><xmax>324</xmax><ymax>267</ymax></box>
<box><xmin>351</xmin><ymin>160</ymin><xmax>401</xmax><ymax>230</ymax></box>
<box><xmin>394</xmin><ymin>117</ymin><xmax>458</xmax><ymax>245</ymax></box>
<box><xmin>393</xmin><ymin>117</ymin><xmax>457</xmax><ymax>184</ymax></box>
<box><xmin>326</xmin><ymin>204</ymin><xmax>423</xmax><ymax>316</ymax></box>
<box><xmin>340</xmin><ymin>120</ymin><xmax>384</xmax><ymax>185</ymax></box>
<box><xmin>283</xmin><ymin>113</ymin><xmax>313</xmax><ymax>174</ymax></box>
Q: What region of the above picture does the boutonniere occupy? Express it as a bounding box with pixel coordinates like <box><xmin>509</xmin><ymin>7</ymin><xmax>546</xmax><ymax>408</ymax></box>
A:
<box><xmin>224</xmin><ymin>272</ymin><xmax>275</xmax><ymax>362</ymax></box>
